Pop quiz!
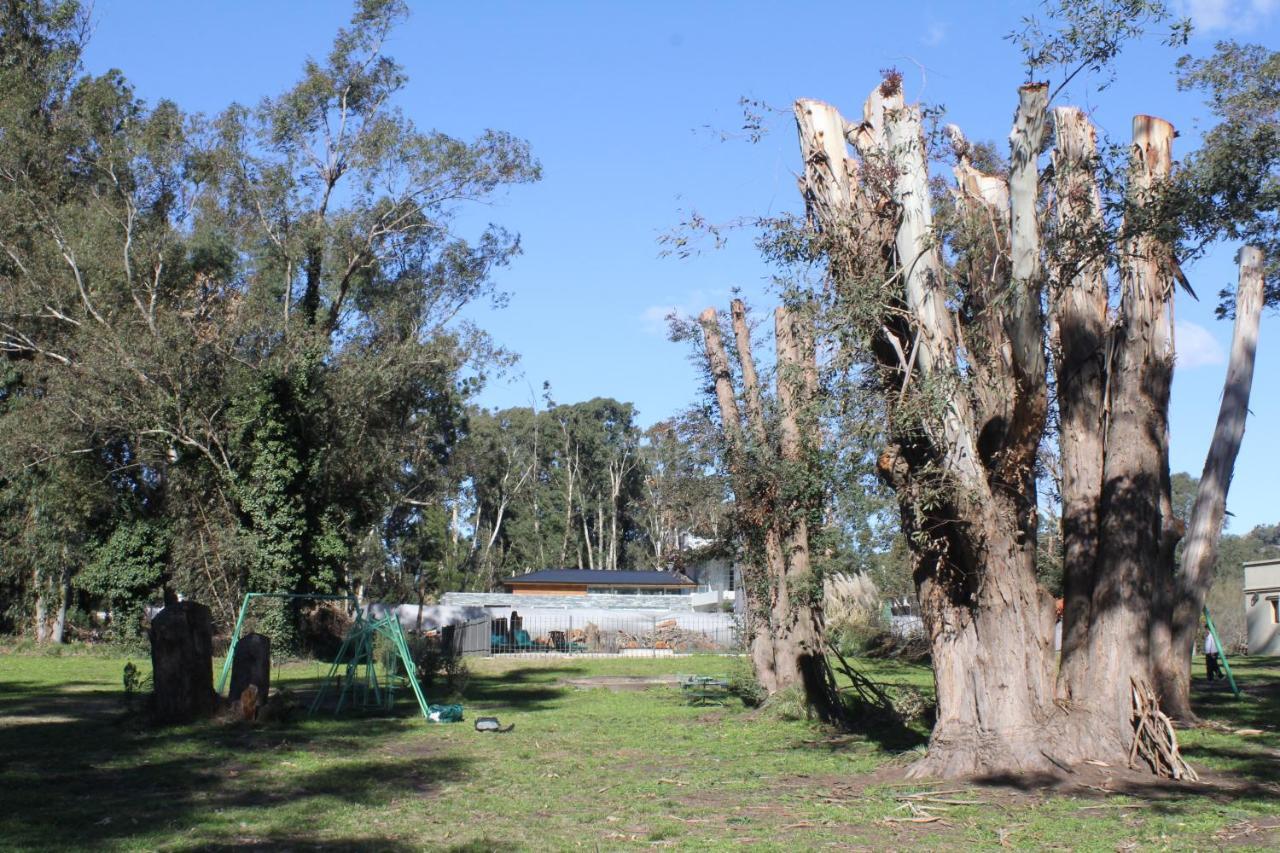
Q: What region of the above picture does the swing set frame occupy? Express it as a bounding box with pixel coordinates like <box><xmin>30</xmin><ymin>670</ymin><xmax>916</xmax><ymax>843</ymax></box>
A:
<box><xmin>217</xmin><ymin>592</ymin><xmax>432</xmax><ymax>719</ymax></box>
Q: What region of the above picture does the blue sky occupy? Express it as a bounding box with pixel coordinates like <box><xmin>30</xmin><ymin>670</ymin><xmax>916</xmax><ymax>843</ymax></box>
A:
<box><xmin>81</xmin><ymin>1</ymin><xmax>1279</xmax><ymax>530</ymax></box>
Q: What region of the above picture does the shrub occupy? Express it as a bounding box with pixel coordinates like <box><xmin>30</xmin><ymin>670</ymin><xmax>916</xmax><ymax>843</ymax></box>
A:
<box><xmin>725</xmin><ymin>657</ymin><xmax>766</xmax><ymax>708</ymax></box>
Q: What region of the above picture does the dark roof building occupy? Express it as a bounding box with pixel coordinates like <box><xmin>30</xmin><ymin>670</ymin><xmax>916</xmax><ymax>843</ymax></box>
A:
<box><xmin>502</xmin><ymin>569</ymin><xmax>696</xmax><ymax>596</ymax></box>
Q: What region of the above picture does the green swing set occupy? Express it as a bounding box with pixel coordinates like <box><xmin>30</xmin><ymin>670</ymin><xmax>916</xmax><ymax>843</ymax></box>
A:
<box><xmin>217</xmin><ymin>592</ymin><xmax>434</xmax><ymax>719</ymax></box>
<box><xmin>1203</xmin><ymin>604</ymin><xmax>1241</xmax><ymax>699</ymax></box>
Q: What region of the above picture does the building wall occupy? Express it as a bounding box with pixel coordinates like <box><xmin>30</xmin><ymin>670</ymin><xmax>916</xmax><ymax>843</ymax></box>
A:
<box><xmin>685</xmin><ymin>558</ymin><xmax>735</xmax><ymax>592</ymax></box>
<box><xmin>1244</xmin><ymin>560</ymin><xmax>1280</xmax><ymax>656</ymax></box>
<box><xmin>442</xmin><ymin>591</ymin><xmax>695</xmax><ymax>612</ymax></box>
<box><xmin>1244</xmin><ymin>561</ymin><xmax>1280</xmax><ymax>592</ymax></box>
<box><xmin>1246</xmin><ymin>590</ymin><xmax>1280</xmax><ymax>655</ymax></box>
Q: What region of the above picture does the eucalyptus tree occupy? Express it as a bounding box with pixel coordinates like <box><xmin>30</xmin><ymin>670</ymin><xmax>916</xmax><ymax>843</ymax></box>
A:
<box><xmin>784</xmin><ymin>0</ymin><xmax>1242</xmax><ymax>775</ymax></box>
<box><xmin>697</xmin><ymin>298</ymin><xmax>846</xmax><ymax>723</ymax></box>
<box><xmin>0</xmin><ymin>0</ymin><xmax>538</xmax><ymax>644</ymax></box>
<box><xmin>460</xmin><ymin>398</ymin><xmax>647</xmax><ymax>585</ymax></box>
<box><xmin>636</xmin><ymin>412</ymin><xmax>730</xmax><ymax>565</ymax></box>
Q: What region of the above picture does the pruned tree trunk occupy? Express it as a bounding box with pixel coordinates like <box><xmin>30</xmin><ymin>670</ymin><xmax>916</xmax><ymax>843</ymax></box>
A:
<box><xmin>788</xmin><ymin>64</ymin><xmax>1209</xmax><ymax>775</ymax></box>
<box><xmin>700</xmin><ymin>306</ymin><xmax>780</xmax><ymax>693</ymax></box>
<box><xmin>228</xmin><ymin>632</ymin><xmax>272</xmax><ymax>711</ymax></box>
<box><xmin>727</xmin><ymin>300</ymin><xmax>792</xmax><ymax>692</ymax></box>
<box><xmin>1154</xmin><ymin>245</ymin><xmax>1265</xmax><ymax>720</ymax></box>
<box><xmin>796</xmin><ymin>85</ymin><xmax>1058</xmax><ymax>775</ymax></box>
<box><xmin>1049</xmin><ymin>107</ymin><xmax>1110</xmax><ymax>700</ymax></box>
<box><xmin>701</xmin><ymin>300</ymin><xmax>844</xmax><ymax>716</ymax></box>
<box><xmin>149</xmin><ymin>601</ymin><xmax>217</xmax><ymax>724</ymax></box>
<box><xmin>774</xmin><ymin>304</ymin><xmax>844</xmax><ymax>724</ymax></box>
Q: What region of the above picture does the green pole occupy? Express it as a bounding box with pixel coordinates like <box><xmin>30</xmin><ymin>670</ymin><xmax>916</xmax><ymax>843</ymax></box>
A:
<box><xmin>1203</xmin><ymin>605</ymin><xmax>1240</xmax><ymax>699</ymax></box>
<box><xmin>389</xmin><ymin>616</ymin><xmax>431</xmax><ymax>719</ymax></box>
<box><xmin>217</xmin><ymin>593</ymin><xmax>255</xmax><ymax>694</ymax></box>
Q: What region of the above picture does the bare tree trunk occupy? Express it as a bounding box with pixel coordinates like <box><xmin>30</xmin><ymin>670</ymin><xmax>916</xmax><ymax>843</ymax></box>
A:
<box><xmin>596</xmin><ymin>500</ymin><xmax>605</xmax><ymax>569</ymax></box>
<box><xmin>532</xmin><ymin>419</ymin><xmax>546</xmax><ymax>568</ymax></box>
<box><xmin>731</xmin><ymin>300</ymin><xmax>769</xmax><ymax>448</ymax></box>
<box><xmin>607</xmin><ymin>453</ymin><xmax>630</xmax><ymax>571</ymax></box>
<box><xmin>1154</xmin><ymin>246</ymin><xmax>1265</xmax><ymax>719</ymax></box>
<box><xmin>51</xmin><ymin>565</ymin><xmax>71</xmax><ymax>644</ymax></box>
<box><xmin>560</xmin><ymin>441</ymin><xmax>576</xmax><ymax>566</ymax></box>
<box><xmin>581</xmin><ymin>508</ymin><xmax>595</xmax><ymax>570</ymax></box>
<box><xmin>33</xmin><ymin>567</ymin><xmax>48</xmax><ymax>643</ymax></box>
<box><xmin>884</xmin><ymin>88</ymin><xmax>1056</xmax><ymax>775</ymax></box>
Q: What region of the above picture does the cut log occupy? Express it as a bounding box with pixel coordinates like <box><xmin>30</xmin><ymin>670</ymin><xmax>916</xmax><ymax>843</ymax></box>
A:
<box><xmin>228</xmin><ymin>632</ymin><xmax>271</xmax><ymax>710</ymax></box>
<box><xmin>149</xmin><ymin>601</ymin><xmax>217</xmax><ymax>724</ymax></box>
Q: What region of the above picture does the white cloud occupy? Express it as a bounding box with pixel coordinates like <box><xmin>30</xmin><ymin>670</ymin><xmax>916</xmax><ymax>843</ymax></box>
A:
<box><xmin>1175</xmin><ymin>320</ymin><xmax>1226</xmax><ymax>368</ymax></box>
<box><xmin>640</xmin><ymin>304</ymin><xmax>687</xmax><ymax>336</ymax></box>
<box><xmin>922</xmin><ymin>21</ymin><xmax>947</xmax><ymax>47</ymax></box>
<box><xmin>640</xmin><ymin>286</ymin><xmax>739</xmax><ymax>335</ymax></box>
<box><xmin>1182</xmin><ymin>0</ymin><xmax>1279</xmax><ymax>33</ymax></box>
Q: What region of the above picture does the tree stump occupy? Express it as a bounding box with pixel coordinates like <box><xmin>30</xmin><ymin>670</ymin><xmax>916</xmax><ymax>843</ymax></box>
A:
<box><xmin>149</xmin><ymin>601</ymin><xmax>217</xmax><ymax>724</ymax></box>
<box><xmin>228</xmin><ymin>632</ymin><xmax>271</xmax><ymax>710</ymax></box>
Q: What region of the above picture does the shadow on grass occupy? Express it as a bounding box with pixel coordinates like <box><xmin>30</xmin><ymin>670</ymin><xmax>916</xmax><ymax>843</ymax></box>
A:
<box><xmin>198</xmin><ymin>839</ymin><xmax>417</xmax><ymax>851</ymax></box>
<box><xmin>0</xmin><ymin>678</ymin><xmax>471</xmax><ymax>849</ymax></box>
<box><xmin>970</xmin><ymin>768</ymin><xmax>1279</xmax><ymax>815</ymax></box>
<box><xmin>462</xmin><ymin>665</ymin><xmax>584</xmax><ymax>712</ymax></box>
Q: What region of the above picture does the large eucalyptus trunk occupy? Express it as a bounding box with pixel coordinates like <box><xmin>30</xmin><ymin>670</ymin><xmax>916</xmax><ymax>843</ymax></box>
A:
<box><xmin>795</xmin><ymin>84</ymin><xmax>1060</xmax><ymax>774</ymax></box>
<box><xmin>1055</xmin><ymin>117</ymin><xmax>1178</xmax><ymax>754</ymax></box>
<box><xmin>794</xmin><ymin>80</ymin><xmax>1189</xmax><ymax>776</ymax></box>
<box><xmin>1049</xmin><ymin>107</ymin><xmax>1110</xmax><ymax>699</ymax></box>
<box><xmin>1153</xmin><ymin>246</ymin><xmax>1265</xmax><ymax>720</ymax></box>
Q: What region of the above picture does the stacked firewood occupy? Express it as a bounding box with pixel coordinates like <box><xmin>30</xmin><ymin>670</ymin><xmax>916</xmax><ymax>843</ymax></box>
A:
<box><xmin>610</xmin><ymin>619</ymin><xmax>722</xmax><ymax>651</ymax></box>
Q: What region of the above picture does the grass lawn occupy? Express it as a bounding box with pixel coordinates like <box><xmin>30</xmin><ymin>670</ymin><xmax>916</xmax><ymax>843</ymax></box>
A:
<box><xmin>0</xmin><ymin>646</ymin><xmax>1277</xmax><ymax>851</ymax></box>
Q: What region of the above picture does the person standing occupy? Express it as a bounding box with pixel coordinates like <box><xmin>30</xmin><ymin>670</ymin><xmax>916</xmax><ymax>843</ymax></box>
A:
<box><xmin>1205</xmin><ymin>631</ymin><xmax>1224</xmax><ymax>681</ymax></box>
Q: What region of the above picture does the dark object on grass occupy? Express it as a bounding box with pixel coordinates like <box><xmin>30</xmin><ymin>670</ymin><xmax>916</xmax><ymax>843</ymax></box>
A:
<box><xmin>149</xmin><ymin>601</ymin><xmax>217</xmax><ymax>724</ymax></box>
<box><xmin>474</xmin><ymin>716</ymin><xmax>514</xmax><ymax>732</ymax></box>
<box><xmin>228</xmin><ymin>632</ymin><xmax>270</xmax><ymax>705</ymax></box>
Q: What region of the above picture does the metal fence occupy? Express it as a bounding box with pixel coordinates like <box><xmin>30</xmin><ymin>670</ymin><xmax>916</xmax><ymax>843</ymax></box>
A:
<box><xmin>439</xmin><ymin>617</ymin><xmax>492</xmax><ymax>657</ymax></box>
<box><xmin>482</xmin><ymin>611</ymin><xmax>740</xmax><ymax>656</ymax></box>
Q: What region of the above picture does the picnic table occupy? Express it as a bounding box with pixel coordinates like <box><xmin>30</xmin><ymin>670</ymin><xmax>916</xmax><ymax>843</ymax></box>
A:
<box><xmin>679</xmin><ymin>674</ymin><xmax>730</xmax><ymax>705</ymax></box>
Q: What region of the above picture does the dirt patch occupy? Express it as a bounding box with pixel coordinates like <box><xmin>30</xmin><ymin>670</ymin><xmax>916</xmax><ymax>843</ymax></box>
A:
<box><xmin>1215</xmin><ymin>815</ymin><xmax>1280</xmax><ymax>847</ymax></box>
